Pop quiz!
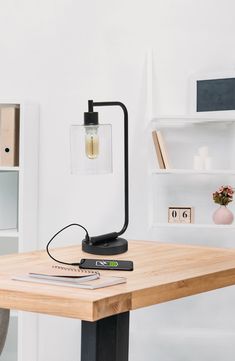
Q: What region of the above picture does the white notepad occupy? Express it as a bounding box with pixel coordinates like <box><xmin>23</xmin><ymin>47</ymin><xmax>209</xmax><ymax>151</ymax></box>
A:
<box><xmin>13</xmin><ymin>274</ymin><xmax>126</xmax><ymax>289</ymax></box>
<box><xmin>12</xmin><ymin>263</ymin><xmax>126</xmax><ymax>289</ymax></box>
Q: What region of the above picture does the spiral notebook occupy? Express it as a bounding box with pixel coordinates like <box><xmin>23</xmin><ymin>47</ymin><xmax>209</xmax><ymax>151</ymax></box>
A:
<box><xmin>13</xmin><ymin>264</ymin><xmax>126</xmax><ymax>289</ymax></box>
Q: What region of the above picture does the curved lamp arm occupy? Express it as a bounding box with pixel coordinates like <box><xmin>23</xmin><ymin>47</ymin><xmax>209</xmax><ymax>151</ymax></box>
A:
<box><xmin>87</xmin><ymin>100</ymin><xmax>129</xmax><ymax>245</ymax></box>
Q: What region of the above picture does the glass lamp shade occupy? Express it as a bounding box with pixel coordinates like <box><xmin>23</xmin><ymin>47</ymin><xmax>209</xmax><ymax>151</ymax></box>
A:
<box><xmin>70</xmin><ymin>124</ymin><xmax>113</xmax><ymax>175</ymax></box>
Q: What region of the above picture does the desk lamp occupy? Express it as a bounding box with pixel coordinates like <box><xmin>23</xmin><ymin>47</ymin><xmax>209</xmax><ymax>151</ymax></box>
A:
<box><xmin>71</xmin><ymin>100</ymin><xmax>129</xmax><ymax>255</ymax></box>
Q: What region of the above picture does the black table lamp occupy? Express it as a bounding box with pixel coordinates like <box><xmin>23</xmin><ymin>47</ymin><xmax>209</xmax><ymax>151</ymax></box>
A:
<box><xmin>71</xmin><ymin>100</ymin><xmax>129</xmax><ymax>255</ymax></box>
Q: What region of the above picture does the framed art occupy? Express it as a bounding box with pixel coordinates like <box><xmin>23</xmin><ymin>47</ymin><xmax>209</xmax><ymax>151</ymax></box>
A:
<box><xmin>189</xmin><ymin>70</ymin><xmax>235</xmax><ymax>115</ymax></box>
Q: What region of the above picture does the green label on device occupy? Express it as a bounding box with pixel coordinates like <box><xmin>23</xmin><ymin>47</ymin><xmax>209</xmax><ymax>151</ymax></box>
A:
<box><xmin>108</xmin><ymin>261</ymin><xmax>118</xmax><ymax>267</ymax></box>
<box><xmin>95</xmin><ymin>260</ymin><xmax>119</xmax><ymax>267</ymax></box>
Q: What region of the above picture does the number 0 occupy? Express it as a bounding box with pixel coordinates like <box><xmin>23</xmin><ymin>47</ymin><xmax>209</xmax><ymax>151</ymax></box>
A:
<box><xmin>172</xmin><ymin>210</ymin><xmax>177</xmax><ymax>218</ymax></box>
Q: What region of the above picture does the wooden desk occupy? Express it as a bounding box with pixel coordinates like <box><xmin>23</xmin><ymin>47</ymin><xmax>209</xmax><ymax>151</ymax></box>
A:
<box><xmin>1</xmin><ymin>240</ymin><xmax>235</xmax><ymax>361</ymax></box>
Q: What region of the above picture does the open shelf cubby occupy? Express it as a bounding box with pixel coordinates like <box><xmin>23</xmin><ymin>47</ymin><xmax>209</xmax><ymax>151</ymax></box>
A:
<box><xmin>150</xmin><ymin>115</ymin><xmax>235</xmax><ymax>236</ymax></box>
<box><xmin>151</xmin><ymin>116</ymin><xmax>235</xmax><ymax>171</ymax></box>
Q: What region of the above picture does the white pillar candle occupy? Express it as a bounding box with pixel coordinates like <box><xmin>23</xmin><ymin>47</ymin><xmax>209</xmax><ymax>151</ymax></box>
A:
<box><xmin>194</xmin><ymin>155</ymin><xmax>204</xmax><ymax>170</ymax></box>
<box><xmin>198</xmin><ymin>146</ymin><xmax>209</xmax><ymax>158</ymax></box>
<box><xmin>205</xmin><ymin>157</ymin><xmax>212</xmax><ymax>170</ymax></box>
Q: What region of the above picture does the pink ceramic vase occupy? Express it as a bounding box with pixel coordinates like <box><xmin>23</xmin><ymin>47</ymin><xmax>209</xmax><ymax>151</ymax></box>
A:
<box><xmin>213</xmin><ymin>205</ymin><xmax>234</xmax><ymax>225</ymax></box>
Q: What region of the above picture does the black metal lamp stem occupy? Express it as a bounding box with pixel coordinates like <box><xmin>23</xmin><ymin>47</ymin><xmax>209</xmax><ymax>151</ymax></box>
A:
<box><xmin>88</xmin><ymin>100</ymin><xmax>129</xmax><ymax>245</ymax></box>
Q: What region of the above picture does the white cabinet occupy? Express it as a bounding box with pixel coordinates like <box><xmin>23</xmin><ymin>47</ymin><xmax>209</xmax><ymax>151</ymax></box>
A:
<box><xmin>150</xmin><ymin>115</ymin><xmax>235</xmax><ymax>246</ymax></box>
<box><xmin>0</xmin><ymin>102</ymin><xmax>39</xmax><ymax>361</ymax></box>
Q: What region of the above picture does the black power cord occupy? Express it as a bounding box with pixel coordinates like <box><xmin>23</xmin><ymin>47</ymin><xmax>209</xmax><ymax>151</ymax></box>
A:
<box><xmin>46</xmin><ymin>223</ymin><xmax>90</xmax><ymax>266</ymax></box>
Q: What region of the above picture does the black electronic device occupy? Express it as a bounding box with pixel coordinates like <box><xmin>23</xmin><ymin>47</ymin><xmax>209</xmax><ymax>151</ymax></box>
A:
<box><xmin>79</xmin><ymin>258</ymin><xmax>134</xmax><ymax>271</ymax></box>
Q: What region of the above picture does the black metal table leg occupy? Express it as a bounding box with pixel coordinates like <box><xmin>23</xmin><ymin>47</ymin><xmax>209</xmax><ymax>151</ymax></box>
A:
<box><xmin>81</xmin><ymin>312</ymin><xmax>129</xmax><ymax>361</ymax></box>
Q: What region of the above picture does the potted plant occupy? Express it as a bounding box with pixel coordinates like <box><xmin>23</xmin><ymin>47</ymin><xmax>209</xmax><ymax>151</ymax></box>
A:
<box><xmin>212</xmin><ymin>185</ymin><xmax>234</xmax><ymax>224</ymax></box>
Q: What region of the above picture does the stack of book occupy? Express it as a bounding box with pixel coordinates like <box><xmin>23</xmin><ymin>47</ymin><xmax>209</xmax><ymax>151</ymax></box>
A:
<box><xmin>152</xmin><ymin>130</ymin><xmax>171</xmax><ymax>169</ymax></box>
<box><xmin>13</xmin><ymin>264</ymin><xmax>127</xmax><ymax>290</ymax></box>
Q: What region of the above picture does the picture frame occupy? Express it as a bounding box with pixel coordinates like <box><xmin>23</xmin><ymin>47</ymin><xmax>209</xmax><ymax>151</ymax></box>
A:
<box><xmin>189</xmin><ymin>70</ymin><xmax>235</xmax><ymax>116</ymax></box>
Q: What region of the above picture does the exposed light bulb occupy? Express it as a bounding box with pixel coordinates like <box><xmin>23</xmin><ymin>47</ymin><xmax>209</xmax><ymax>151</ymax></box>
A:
<box><xmin>85</xmin><ymin>126</ymin><xmax>99</xmax><ymax>159</ymax></box>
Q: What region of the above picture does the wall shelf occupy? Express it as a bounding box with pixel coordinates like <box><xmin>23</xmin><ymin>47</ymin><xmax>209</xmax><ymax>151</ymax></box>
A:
<box><xmin>0</xmin><ymin>167</ymin><xmax>20</xmax><ymax>172</ymax></box>
<box><xmin>0</xmin><ymin>167</ymin><xmax>19</xmax><ymax>172</ymax></box>
<box><xmin>0</xmin><ymin>229</ymin><xmax>19</xmax><ymax>238</ymax></box>
<box><xmin>152</xmin><ymin>223</ymin><xmax>235</xmax><ymax>229</ymax></box>
<box><xmin>152</xmin><ymin>116</ymin><xmax>235</xmax><ymax>128</ymax></box>
<box><xmin>151</xmin><ymin>169</ymin><xmax>235</xmax><ymax>175</ymax></box>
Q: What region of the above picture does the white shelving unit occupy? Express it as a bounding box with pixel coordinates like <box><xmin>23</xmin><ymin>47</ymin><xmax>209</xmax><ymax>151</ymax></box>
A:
<box><xmin>150</xmin><ymin>114</ymin><xmax>235</xmax><ymax>244</ymax></box>
<box><xmin>0</xmin><ymin>102</ymin><xmax>39</xmax><ymax>361</ymax></box>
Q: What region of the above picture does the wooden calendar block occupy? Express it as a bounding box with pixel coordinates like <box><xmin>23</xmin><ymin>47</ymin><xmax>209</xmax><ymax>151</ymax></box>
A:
<box><xmin>168</xmin><ymin>207</ymin><xmax>180</xmax><ymax>223</ymax></box>
<box><xmin>168</xmin><ymin>207</ymin><xmax>194</xmax><ymax>224</ymax></box>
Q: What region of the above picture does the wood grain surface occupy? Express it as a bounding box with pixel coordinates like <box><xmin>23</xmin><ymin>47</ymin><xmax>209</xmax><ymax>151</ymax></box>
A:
<box><xmin>0</xmin><ymin>241</ymin><xmax>235</xmax><ymax>321</ymax></box>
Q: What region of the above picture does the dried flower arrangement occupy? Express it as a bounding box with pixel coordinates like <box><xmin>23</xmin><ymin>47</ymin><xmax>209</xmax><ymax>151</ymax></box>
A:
<box><xmin>213</xmin><ymin>185</ymin><xmax>234</xmax><ymax>206</ymax></box>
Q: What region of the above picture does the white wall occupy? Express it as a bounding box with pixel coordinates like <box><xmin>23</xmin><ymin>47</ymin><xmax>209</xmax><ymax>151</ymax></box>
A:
<box><xmin>0</xmin><ymin>0</ymin><xmax>235</xmax><ymax>360</ymax></box>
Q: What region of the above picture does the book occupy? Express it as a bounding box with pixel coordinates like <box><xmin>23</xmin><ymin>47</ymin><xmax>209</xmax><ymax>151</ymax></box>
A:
<box><xmin>156</xmin><ymin>130</ymin><xmax>171</xmax><ymax>169</ymax></box>
<box><xmin>12</xmin><ymin>264</ymin><xmax>127</xmax><ymax>289</ymax></box>
<box><xmin>20</xmin><ymin>264</ymin><xmax>99</xmax><ymax>283</ymax></box>
<box><xmin>152</xmin><ymin>131</ymin><xmax>165</xmax><ymax>169</ymax></box>
<box><xmin>0</xmin><ymin>106</ymin><xmax>20</xmax><ymax>166</ymax></box>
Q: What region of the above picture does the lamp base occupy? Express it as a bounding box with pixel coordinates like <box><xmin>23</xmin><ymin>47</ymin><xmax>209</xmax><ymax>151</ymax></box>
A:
<box><xmin>82</xmin><ymin>238</ymin><xmax>128</xmax><ymax>255</ymax></box>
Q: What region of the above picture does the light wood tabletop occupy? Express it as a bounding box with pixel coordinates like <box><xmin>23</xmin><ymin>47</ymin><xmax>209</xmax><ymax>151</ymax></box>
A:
<box><xmin>1</xmin><ymin>240</ymin><xmax>235</xmax><ymax>321</ymax></box>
